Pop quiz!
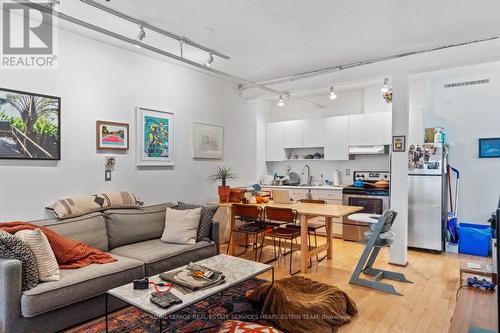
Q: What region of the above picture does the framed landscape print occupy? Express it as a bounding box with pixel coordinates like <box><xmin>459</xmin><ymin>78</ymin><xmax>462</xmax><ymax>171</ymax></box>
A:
<box><xmin>136</xmin><ymin>107</ymin><xmax>174</xmax><ymax>166</ymax></box>
<box><xmin>96</xmin><ymin>120</ymin><xmax>129</xmax><ymax>150</ymax></box>
<box><xmin>192</xmin><ymin>122</ymin><xmax>223</xmax><ymax>159</ymax></box>
<box><xmin>0</xmin><ymin>87</ymin><xmax>60</xmax><ymax>160</ymax></box>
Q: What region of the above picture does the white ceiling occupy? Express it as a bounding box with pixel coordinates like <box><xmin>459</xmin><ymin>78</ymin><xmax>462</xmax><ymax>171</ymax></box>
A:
<box><xmin>64</xmin><ymin>0</ymin><xmax>500</xmax><ymax>83</ymax></box>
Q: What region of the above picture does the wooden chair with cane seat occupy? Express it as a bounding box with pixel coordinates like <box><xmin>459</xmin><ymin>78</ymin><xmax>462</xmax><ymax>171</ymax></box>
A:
<box><xmin>286</xmin><ymin>199</ymin><xmax>328</xmax><ymax>262</ymax></box>
<box><xmin>226</xmin><ymin>204</ymin><xmax>266</xmax><ymax>262</ymax></box>
<box><xmin>265</xmin><ymin>206</ymin><xmax>301</xmax><ymax>275</ymax></box>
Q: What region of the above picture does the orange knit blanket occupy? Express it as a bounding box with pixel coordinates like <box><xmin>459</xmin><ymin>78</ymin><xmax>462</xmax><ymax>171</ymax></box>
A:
<box><xmin>0</xmin><ymin>222</ymin><xmax>116</xmax><ymax>269</ymax></box>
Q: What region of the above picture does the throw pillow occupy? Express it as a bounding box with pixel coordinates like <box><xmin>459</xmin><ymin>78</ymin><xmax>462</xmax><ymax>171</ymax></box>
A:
<box><xmin>177</xmin><ymin>202</ymin><xmax>218</xmax><ymax>242</ymax></box>
<box><xmin>0</xmin><ymin>230</ymin><xmax>39</xmax><ymax>290</ymax></box>
<box><xmin>47</xmin><ymin>191</ymin><xmax>141</xmax><ymax>219</ymax></box>
<box><xmin>217</xmin><ymin>320</ymin><xmax>283</xmax><ymax>333</ymax></box>
<box><xmin>161</xmin><ymin>207</ymin><xmax>201</xmax><ymax>245</ymax></box>
<box><xmin>15</xmin><ymin>229</ymin><xmax>60</xmax><ymax>281</ymax></box>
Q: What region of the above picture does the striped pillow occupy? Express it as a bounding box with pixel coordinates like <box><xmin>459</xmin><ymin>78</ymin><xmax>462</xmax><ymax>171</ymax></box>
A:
<box><xmin>15</xmin><ymin>229</ymin><xmax>60</xmax><ymax>282</ymax></box>
<box><xmin>47</xmin><ymin>191</ymin><xmax>141</xmax><ymax>219</ymax></box>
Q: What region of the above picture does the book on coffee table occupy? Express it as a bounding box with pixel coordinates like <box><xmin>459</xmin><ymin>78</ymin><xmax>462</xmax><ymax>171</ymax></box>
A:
<box><xmin>159</xmin><ymin>267</ymin><xmax>225</xmax><ymax>291</ymax></box>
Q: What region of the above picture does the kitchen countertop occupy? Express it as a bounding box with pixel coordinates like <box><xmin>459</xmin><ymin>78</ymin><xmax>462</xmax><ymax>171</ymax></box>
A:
<box><xmin>259</xmin><ymin>184</ymin><xmax>348</xmax><ymax>190</ymax></box>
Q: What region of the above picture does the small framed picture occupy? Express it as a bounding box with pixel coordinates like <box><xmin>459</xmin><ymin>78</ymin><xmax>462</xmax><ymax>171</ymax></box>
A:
<box><xmin>96</xmin><ymin>121</ymin><xmax>129</xmax><ymax>150</ymax></box>
<box><xmin>393</xmin><ymin>135</ymin><xmax>406</xmax><ymax>152</ymax></box>
<box><xmin>192</xmin><ymin>122</ymin><xmax>224</xmax><ymax>159</ymax></box>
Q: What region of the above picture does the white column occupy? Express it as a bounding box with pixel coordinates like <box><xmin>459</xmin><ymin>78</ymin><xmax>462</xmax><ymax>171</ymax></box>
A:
<box><xmin>389</xmin><ymin>72</ymin><xmax>410</xmax><ymax>265</ymax></box>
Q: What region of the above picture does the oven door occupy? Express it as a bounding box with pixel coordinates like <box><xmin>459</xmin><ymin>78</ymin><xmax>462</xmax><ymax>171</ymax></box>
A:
<box><xmin>342</xmin><ymin>194</ymin><xmax>389</xmax><ymax>241</ymax></box>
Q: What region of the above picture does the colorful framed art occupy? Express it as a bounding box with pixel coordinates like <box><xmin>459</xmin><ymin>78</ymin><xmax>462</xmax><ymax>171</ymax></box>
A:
<box><xmin>192</xmin><ymin>122</ymin><xmax>224</xmax><ymax>159</ymax></box>
<box><xmin>392</xmin><ymin>135</ymin><xmax>406</xmax><ymax>152</ymax></box>
<box><xmin>136</xmin><ymin>107</ymin><xmax>174</xmax><ymax>167</ymax></box>
<box><xmin>0</xmin><ymin>87</ymin><xmax>60</xmax><ymax>160</ymax></box>
<box><xmin>96</xmin><ymin>120</ymin><xmax>129</xmax><ymax>150</ymax></box>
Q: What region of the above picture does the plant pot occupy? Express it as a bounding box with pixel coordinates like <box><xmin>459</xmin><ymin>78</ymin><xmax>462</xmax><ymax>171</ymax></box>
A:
<box><xmin>218</xmin><ymin>186</ymin><xmax>231</xmax><ymax>203</ymax></box>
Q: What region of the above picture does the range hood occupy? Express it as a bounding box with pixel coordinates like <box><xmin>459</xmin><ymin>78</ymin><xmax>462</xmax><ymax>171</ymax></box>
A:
<box><xmin>348</xmin><ymin>145</ymin><xmax>388</xmax><ymax>155</ymax></box>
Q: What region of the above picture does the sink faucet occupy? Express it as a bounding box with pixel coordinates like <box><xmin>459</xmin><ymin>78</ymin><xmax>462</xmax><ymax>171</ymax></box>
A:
<box><xmin>301</xmin><ymin>164</ymin><xmax>312</xmax><ymax>186</ymax></box>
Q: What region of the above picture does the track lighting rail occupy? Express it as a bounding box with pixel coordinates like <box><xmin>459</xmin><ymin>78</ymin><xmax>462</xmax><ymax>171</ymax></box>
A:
<box><xmin>239</xmin><ymin>36</ymin><xmax>500</xmax><ymax>90</ymax></box>
<box><xmin>80</xmin><ymin>0</ymin><xmax>230</xmax><ymax>60</ymax></box>
<box><xmin>17</xmin><ymin>1</ymin><xmax>325</xmax><ymax>108</ymax></box>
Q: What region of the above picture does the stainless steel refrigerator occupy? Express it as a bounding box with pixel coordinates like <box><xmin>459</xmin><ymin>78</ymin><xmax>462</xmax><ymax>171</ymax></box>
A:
<box><xmin>408</xmin><ymin>143</ymin><xmax>449</xmax><ymax>251</ymax></box>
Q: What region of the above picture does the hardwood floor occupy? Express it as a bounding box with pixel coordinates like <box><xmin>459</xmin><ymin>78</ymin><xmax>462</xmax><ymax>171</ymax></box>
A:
<box><xmin>66</xmin><ymin>237</ymin><xmax>486</xmax><ymax>333</ymax></box>
<box><xmin>225</xmin><ymin>236</ymin><xmax>484</xmax><ymax>333</ymax></box>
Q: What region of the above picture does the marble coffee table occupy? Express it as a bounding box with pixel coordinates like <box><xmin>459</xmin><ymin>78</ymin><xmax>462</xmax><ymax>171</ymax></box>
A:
<box><xmin>105</xmin><ymin>254</ymin><xmax>274</xmax><ymax>332</ymax></box>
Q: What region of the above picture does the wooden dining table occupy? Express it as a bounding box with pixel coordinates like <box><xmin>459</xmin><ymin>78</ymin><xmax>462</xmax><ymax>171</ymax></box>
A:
<box><xmin>213</xmin><ymin>201</ymin><xmax>363</xmax><ymax>274</ymax></box>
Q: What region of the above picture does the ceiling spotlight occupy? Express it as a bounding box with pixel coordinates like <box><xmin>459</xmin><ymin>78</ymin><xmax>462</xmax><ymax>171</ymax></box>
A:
<box><xmin>277</xmin><ymin>95</ymin><xmax>285</xmax><ymax>107</ymax></box>
<box><xmin>137</xmin><ymin>26</ymin><xmax>146</xmax><ymax>41</ymax></box>
<box><xmin>381</xmin><ymin>78</ymin><xmax>389</xmax><ymax>93</ymax></box>
<box><xmin>205</xmin><ymin>53</ymin><xmax>214</xmax><ymax>67</ymax></box>
<box><xmin>329</xmin><ymin>87</ymin><xmax>337</xmax><ymax>100</ymax></box>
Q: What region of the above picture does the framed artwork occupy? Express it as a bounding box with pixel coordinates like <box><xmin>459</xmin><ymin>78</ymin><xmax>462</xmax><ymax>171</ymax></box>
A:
<box><xmin>0</xmin><ymin>87</ymin><xmax>60</xmax><ymax>160</ymax></box>
<box><xmin>96</xmin><ymin>120</ymin><xmax>129</xmax><ymax>150</ymax></box>
<box><xmin>392</xmin><ymin>135</ymin><xmax>406</xmax><ymax>152</ymax></box>
<box><xmin>192</xmin><ymin>122</ymin><xmax>224</xmax><ymax>159</ymax></box>
<box><xmin>136</xmin><ymin>107</ymin><xmax>174</xmax><ymax>166</ymax></box>
<box><xmin>479</xmin><ymin>138</ymin><xmax>500</xmax><ymax>158</ymax></box>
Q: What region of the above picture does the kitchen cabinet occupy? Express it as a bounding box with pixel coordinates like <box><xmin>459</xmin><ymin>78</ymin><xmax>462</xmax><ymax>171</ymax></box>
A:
<box><xmin>365</xmin><ymin>113</ymin><xmax>385</xmax><ymax>145</ymax></box>
<box><xmin>302</xmin><ymin>118</ymin><xmax>324</xmax><ymax>148</ymax></box>
<box><xmin>348</xmin><ymin>114</ymin><xmax>366</xmax><ymax>146</ymax></box>
<box><xmin>382</xmin><ymin>112</ymin><xmax>392</xmax><ymax>144</ymax></box>
<box><xmin>324</xmin><ymin>116</ymin><xmax>349</xmax><ymax>160</ymax></box>
<box><xmin>283</xmin><ymin>120</ymin><xmax>304</xmax><ymax>148</ymax></box>
<box><xmin>265</xmin><ymin>122</ymin><xmax>286</xmax><ymax>161</ymax></box>
<box><xmin>348</xmin><ymin>112</ymin><xmax>392</xmax><ymax>146</ymax></box>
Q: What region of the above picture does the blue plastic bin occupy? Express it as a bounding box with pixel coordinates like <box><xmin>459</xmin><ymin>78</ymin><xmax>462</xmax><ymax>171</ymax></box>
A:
<box><xmin>457</xmin><ymin>223</ymin><xmax>492</xmax><ymax>256</ymax></box>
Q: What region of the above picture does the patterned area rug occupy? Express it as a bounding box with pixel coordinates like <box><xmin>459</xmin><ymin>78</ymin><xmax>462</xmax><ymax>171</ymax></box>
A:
<box><xmin>75</xmin><ymin>278</ymin><xmax>280</xmax><ymax>333</ymax></box>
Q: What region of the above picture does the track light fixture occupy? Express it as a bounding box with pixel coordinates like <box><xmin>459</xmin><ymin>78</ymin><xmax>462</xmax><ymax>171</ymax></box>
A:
<box><xmin>381</xmin><ymin>78</ymin><xmax>389</xmax><ymax>93</ymax></box>
<box><xmin>277</xmin><ymin>95</ymin><xmax>285</xmax><ymax>107</ymax></box>
<box><xmin>329</xmin><ymin>86</ymin><xmax>337</xmax><ymax>100</ymax></box>
<box><xmin>205</xmin><ymin>53</ymin><xmax>214</xmax><ymax>67</ymax></box>
<box><xmin>134</xmin><ymin>25</ymin><xmax>145</xmax><ymax>48</ymax></box>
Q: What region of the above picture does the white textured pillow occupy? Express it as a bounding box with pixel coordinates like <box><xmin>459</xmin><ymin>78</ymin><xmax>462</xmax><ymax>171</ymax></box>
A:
<box><xmin>161</xmin><ymin>207</ymin><xmax>201</xmax><ymax>245</ymax></box>
<box><xmin>15</xmin><ymin>229</ymin><xmax>60</xmax><ymax>282</ymax></box>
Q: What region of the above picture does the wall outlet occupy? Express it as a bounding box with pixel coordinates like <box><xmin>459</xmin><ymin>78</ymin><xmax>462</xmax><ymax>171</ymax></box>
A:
<box><xmin>345</xmin><ymin>169</ymin><xmax>350</xmax><ymax>176</ymax></box>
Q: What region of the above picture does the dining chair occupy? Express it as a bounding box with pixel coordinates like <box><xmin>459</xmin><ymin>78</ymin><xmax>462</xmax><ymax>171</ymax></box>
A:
<box><xmin>264</xmin><ymin>206</ymin><xmax>301</xmax><ymax>275</ymax></box>
<box><xmin>286</xmin><ymin>199</ymin><xmax>328</xmax><ymax>262</ymax></box>
<box><xmin>226</xmin><ymin>204</ymin><xmax>266</xmax><ymax>262</ymax></box>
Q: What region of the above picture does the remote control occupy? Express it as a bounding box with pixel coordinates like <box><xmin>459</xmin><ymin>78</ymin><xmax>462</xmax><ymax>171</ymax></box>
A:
<box><xmin>150</xmin><ymin>291</ymin><xmax>183</xmax><ymax>309</ymax></box>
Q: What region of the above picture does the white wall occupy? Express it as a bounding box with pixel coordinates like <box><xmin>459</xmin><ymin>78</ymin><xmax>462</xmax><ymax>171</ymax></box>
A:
<box><xmin>0</xmin><ymin>28</ymin><xmax>256</xmax><ymax>221</ymax></box>
<box><xmin>410</xmin><ymin>63</ymin><xmax>500</xmax><ymax>225</ymax></box>
<box><xmin>426</xmin><ymin>69</ymin><xmax>500</xmax><ymax>224</ymax></box>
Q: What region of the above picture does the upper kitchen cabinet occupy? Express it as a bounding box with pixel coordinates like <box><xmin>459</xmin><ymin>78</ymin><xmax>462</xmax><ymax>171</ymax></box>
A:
<box><xmin>283</xmin><ymin>120</ymin><xmax>304</xmax><ymax>148</ymax></box>
<box><xmin>324</xmin><ymin>115</ymin><xmax>349</xmax><ymax>160</ymax></box>
<box><xmin>348</xmin><ymin>114</ymin><xmax>366</xmax><ymax>146</ymax></box>
<box><xmin>302</xmin><ymin>118</ymin><xmax>325</xmax><ymax>147</ymax></box>
<box><xmin>265</xmin><ymin>122</ymin><xmax>286</xmax><ymax>161</ymax></box>
<box><xmin>381</xmin><ymin>112</ymin><xmax>392</xmax><ymax>144</ymax></box>
<box><xmin>348</xmin><ymin>112</ymin><xmax>392</xmax><ymax>146</ymax></box>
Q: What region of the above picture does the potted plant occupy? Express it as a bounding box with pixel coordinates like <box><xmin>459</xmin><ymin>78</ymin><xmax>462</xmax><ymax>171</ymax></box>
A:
<box><xmin>208</xmin><ymin>166</ymin><xmax>236</xmax><ymax>203</ymax></box>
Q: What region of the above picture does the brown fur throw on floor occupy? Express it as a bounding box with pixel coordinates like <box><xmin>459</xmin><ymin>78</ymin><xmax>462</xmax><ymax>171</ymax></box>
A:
<box><xmin>247</xmin><ymin>276</ymin><xmax>358</xmax><ymax>333</ymax></box>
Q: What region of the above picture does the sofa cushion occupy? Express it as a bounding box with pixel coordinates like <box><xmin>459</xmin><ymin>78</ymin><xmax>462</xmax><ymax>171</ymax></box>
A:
<box><xmin>110</xmin><ymin>239</ymin><xmax>217</xmax><ymax>276</ymax></box>
<box><xmin>177</xmin><ymin>202</ymin><xmax>218</xmax><ymax>242</ymax></box>
<box><xmin>20</xmin><ymin>254</ymin><xmax>144</xmax><ymax>317</ymax></box>
<box><xmin>104</xmin><ymin>203</ymin><xmax>177</xmax><ymax>249</ymax></box>
<box><xmin>31</xmin><ymin>212</ymin><xmax>109</xmax><ymax>252</ymax></box>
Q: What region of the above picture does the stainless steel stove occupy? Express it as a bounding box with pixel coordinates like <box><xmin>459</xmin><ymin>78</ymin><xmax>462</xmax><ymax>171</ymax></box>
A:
<box><xmin>342</xmin><ymin>171</ymin><xmax>390</xmax><ymax>241</ymax></box>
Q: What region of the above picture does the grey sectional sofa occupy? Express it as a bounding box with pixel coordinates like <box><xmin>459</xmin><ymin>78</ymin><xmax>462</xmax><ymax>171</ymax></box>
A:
<box><xmin>0</xmin><ymin>203</ymin><xmax>220</xmax><ymax>333</ymax></box>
